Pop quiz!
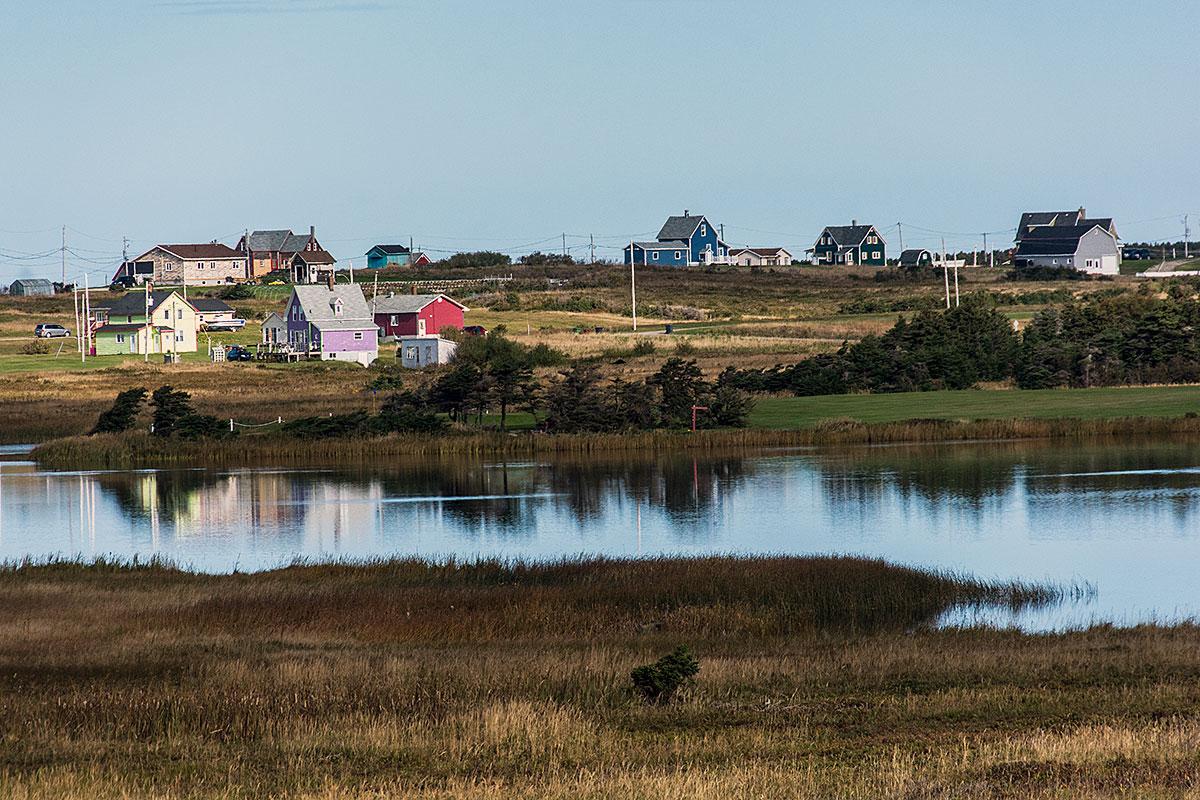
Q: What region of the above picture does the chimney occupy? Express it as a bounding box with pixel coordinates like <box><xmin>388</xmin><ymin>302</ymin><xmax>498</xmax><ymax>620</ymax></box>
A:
<box><xmin>683</xmin><ymin>209</ymin><xmax>689</xmax><ymax>217</ymax></box>
<box><xmin>310</xmin><ymin>225</ymin><xmax>315</xmax><ymax>238</ymax></box>
<box><xmin>1078</xmin><ymin>207</ymin><xmax>1086</xmax><ymax>219</ymax></box>
<box><xmin>852</xmin><ymin>219</ymin><xmax>857</xmax><ymax>227</ymax></box>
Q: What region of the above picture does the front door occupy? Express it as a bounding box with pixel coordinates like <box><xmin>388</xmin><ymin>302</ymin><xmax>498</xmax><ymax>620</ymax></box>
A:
<box><xmin>417</xmin><ymin>319</ymin><xmax>426</xmax><ymax>335</ymax></box>
<box><xmin>844</xmin><ymin>250</ymin><xmax>855</xmax><ymax>266</ymax></box>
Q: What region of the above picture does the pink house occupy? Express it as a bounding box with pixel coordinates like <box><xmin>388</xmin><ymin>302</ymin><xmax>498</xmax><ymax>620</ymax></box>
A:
<box><xmin>371</xmin><ymin>293</ymin><xmax>467</xmax><ymax>339</ymax></box>
<box><xmin>285</xmin><ymin>283</ymin><xmax>379</xmax><ymax>367</ymax></box>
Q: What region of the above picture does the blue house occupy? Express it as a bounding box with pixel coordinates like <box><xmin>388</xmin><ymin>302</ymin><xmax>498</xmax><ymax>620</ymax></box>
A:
<box><xmin>365</xmin><ymin>244</ymin><xmax>412</xmax><ymax>269</ymax></box>
<box><xmin>624</xmin><ymin>211</ymin><xmax>728</xmax><ymax>266</ymax></box>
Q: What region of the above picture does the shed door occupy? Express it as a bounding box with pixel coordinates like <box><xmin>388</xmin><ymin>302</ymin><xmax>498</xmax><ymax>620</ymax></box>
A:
<box><xmin>417</xmin><ymin>319</ymin><xmax>426</xmax><ymax>335</ymax></box>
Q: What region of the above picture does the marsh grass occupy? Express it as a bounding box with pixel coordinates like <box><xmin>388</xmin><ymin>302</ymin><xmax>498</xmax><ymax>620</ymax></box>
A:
<box><xmin>0</xmin><ymin>555</ymin><xmax>1195</xmax><ymax>799</ymax></box>
<box><xmin>32</xmin><ymin>414</ymin><xmax>1200</xmax><ymax>469</ymax></box>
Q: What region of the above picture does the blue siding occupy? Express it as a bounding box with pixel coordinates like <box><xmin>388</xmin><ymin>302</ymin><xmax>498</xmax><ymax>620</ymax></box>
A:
<box><xmin>624</xmin><ymin>244</ymin><xmax>688</xmax><ymax>266</ymax></box>
<box><xmin>366</xmin><ymin>249</ymin><xmax>410</xmax><ymax>269</ymax></box>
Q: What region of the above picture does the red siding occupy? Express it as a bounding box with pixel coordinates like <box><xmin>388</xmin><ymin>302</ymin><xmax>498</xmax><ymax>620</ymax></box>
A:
<box><xmin>374</xmin><ymin>297</ymin><xmax>464</xmax><ymax>338</ymax></box>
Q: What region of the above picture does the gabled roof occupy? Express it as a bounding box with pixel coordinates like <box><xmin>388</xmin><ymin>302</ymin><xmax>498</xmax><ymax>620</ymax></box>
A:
<box><xmin>281</xmin><ymin>233</ymin><xmax>312</xmax><ymax>254</ymax></box>
<box><xmin>1018</xmin><ymin>211</ymin><xmax>1079</xmax><ymax>231</ymax></box>
<box><xmin>292</xmin><ymin>249</ymin><xmax>336</xmax><ymax>265</ymax></box>
<box><xmin>10</xmin><ymin>278</ymin><xmax>53</xmax><ymax>289</ymax></box>
<box><xmin>733</xmin><ymin>247</ymin><xmax>791</xmax><ymax>257</ymax></box>
<box><xmin>821</xmin><ymin>225</ymin><xmax>880</xmax><ymax>247</ymax></box>
<box><xmin>372</xmin><ymin>293</ymin><xmax>468</xmax><ymax>314</ymax></box>
<box><xmin>157</xmin><ymin>243</ymin><xmax>243</xmax><ymax>261</ymax></box>
<box><xmin>96</xmin><ymin>290</ymin><xmax>181</xmax><ymax>316</ymax></box>
<box><xmin>291</xmin><ymin>284</ymin><xmax>375</xmax><ymax>330</ymax></box>
<box><xmin>368</xmin><ymin>244</ymin><xmax>411</xmax><ymax>256</ymax></box>
<box><xmin>246</xmin><ymin>230</ymin><xmax>293</xmax><ymax>252</ymax></box>
<box><xmin>188</xmin><ymin>298</ymin><xmax>234</xmax><ymax>312</ymax></box>
<box><xmin>1014</xmin><ymin>223</ymin><xmax>1115</xmax><ymax>257</ymax></box>
<box><xmin>657</xmin><ymin>214</ymin><xmax>706</xmax><ymax>241</ymax></box>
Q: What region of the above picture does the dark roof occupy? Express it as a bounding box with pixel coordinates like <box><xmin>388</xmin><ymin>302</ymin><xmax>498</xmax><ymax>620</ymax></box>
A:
<box><xmin>630</xmin><ymin>240</ymin><xmax>687</xmax><ymax>250</ymax></box>
<box><xmin>9</xmin><ymin>278</ymin><xmax>53</xmax><ymax>289</ymax></box>
<box><xmin>899</xmin><ymin>248</ymin><xmax>932</xmax><ymax>265</ymax></box>
<box><xmin>161</xmin><ymin>243</ymin><xmax>243</xmax><ymax>260</ymax></box>
<box><xmin>98</xmin><ymin>290</ymin><xmax>176</xmax><ymax>315</ymax></box>
<box><xmin>742</xmin><ymin>247</ymin><xmax>790</xmax><ymax>256</ymax></box>
<box><xmin>1018</xmin><ymin>211</ymin><xmax>1078</xmax><ymax>230</ymax></box>
<box><xmin>292</xmin><ymin>249</ymin><xmax>335</xmax><ymax>265</ymax></box>
<box><xmin>369</xmin><ymin>244</ymin><xmax>410</xmax><ymax>255</ymax></box>
<box><xmin>95</xmin><ymin>323</ymin><xmax>154</xmax><ymax>333</ymax></box>
<box><xmin>372</xmin><ymin>293</ymin><xmax>468</xmax><ymax>314</ymax></box>
<box><xmin>281</xmin><ymin>233</ymin><xmax>312</xmax><ymax>254</ymax></box>
<box><xmin>1013</xmin><ymin>224</ymin><xmax>1113</xmax><ymax>257</ymax></box>
<box><xmin>822</xmin><ymin>225</ymin><xmax>876</xmax><ymax>246</ymax></box>
<box><xmin>657</xmin><ymin>214</ymin><xmax>705</xmax><ymax>241</ymax></box>
<box><xmin>189</xmin><ymin>298</ymin><xmax>234</xmax><ymax>312</ymax></box>
<box><xmin>246</xmin><ymin>230</ymin><xmax>293</xmax><ymax>252</ymax></box>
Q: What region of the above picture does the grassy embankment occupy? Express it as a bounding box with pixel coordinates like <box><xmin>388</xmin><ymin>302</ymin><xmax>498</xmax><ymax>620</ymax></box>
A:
<box><xmin>11</xmin><ymin>555</ymin><xmax>1195</xmax><ymax>799</ymax></box>
<box><xmin>30</xmin><ymin>384</ymin><xmax>1200</xmax><ymax>468</ymax></box>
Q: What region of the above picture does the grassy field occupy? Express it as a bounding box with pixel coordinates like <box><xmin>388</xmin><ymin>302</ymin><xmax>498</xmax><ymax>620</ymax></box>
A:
<box><xmin>13</xmin><ymin>555</ymin><xmax>1200</xmax><ymax>799</ymax></box>
<box><xmin>749</xmin><ymin>385</ymin><xmax>1200</xmax><ymax>428</ymax></box>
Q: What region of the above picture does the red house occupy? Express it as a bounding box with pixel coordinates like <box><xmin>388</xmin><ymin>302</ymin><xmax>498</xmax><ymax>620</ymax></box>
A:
<box><xmin>372</xmin><ymin>293</ymin><xmax>467</xmax><ymax>338</ymax></box>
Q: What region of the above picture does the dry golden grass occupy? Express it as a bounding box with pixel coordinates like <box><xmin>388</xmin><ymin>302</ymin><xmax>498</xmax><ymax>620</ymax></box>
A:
<box><xmin>0</xmin><ymin>557</ymin><xmax>1195</xmax><ymax>799</ymax></box>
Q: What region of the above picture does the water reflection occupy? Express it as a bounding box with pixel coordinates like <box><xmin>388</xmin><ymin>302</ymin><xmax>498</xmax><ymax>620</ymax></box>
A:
<box><xmin>7</xmin><ymin>437</ymin><xmax>1200</xmax><ymax>629</ymax></box>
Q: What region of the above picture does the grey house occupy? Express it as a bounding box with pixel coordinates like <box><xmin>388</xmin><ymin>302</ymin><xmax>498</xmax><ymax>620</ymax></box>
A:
<box><xmin>1014</xmin><ymin>224</ymin><xmax>1120</xmax><ymax>274</ymax></box>
<box><xmin>8</xmin><ymin>278</ymin><xmax>54</xmax><ymax>296</ymax></box>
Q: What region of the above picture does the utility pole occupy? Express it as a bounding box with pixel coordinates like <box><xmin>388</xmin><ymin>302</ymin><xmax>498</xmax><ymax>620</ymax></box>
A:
<box><xmin>941</xmin><ymin>237</ymin><xmax>950</xmax><ymax>309</ymax></box>
<box><xmin>61</xmin><ymin>226</ymin><xmax>66</xmax><ymax>285</ymax></box>
<box><xmin>1186</xmin><ymin>215</ymin><xmax>1191</xmax><ymax>259</ymax></box>
<box><xmin>629</xmin><ymin>239</ymin><xmax>637</xmax><ymax>332</ymax></box>
<box><xmin>897</xmin><ymin>222</ymin><xmax>904</xmax><ymax>252</ymax></box>
<box><xmin>589</xmin><ymin>234</ymin><xmax>595</xmax><ymax>264</ymax></box>
<box><xmin>982</xmin><ymin>232</ymin><xmax>988</xmax><ymax>269</ymax></box>
<box><xmin>562</xmin><ymin>232</ymin><xmax>567</xmax><ymax>258</ymax></box>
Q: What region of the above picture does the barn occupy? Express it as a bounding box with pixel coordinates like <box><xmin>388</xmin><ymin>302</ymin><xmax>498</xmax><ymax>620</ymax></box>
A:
<box><xmin>372</xmin><ymin>293</ymin><xmax>467</xmax><ymax>339</ymax></box>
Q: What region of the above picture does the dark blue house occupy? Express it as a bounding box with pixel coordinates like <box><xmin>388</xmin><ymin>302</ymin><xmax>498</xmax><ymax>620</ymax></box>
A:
<box><xmin>624</xmin><ymin>211</ymin><xmax>728</xmax><ymax>266</ymax></box>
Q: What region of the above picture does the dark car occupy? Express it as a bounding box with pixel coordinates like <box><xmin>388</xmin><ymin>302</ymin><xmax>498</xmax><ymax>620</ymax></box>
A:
<box><xmin>34</xmin><ymin>323</ymin><xmax>70</xmax><ymax>338</ymax></box>
<box><xmin>225</xmin><ymin>345</ymin><xmax>254</xmax><ymax>362</ymax></box>
<box><xmin>463</xmin><ymin>325</ymin><xmax>488</xmax><ymax>337</ymax></box>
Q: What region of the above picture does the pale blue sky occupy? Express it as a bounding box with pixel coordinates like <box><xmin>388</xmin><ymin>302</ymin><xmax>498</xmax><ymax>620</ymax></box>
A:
<box><xmin>2</xmin><ymin>0</ymin><xmax>1198</xmax><ymax>278</ymax></box>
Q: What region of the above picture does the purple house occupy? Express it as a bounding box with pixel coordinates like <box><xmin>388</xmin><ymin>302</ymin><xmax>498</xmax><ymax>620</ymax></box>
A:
<box><xmin>285</xmin><ymin>283</ymin><xmax>379</xmax><ymax>367</ymax></box>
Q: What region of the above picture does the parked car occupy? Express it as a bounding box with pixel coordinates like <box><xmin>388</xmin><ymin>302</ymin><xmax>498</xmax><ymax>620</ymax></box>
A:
<box><xmin>225</xmin><ymin>345</ymin><xmax>254</xmax><ymax>362</ymax></box>
<box><xmin>34</xmin><ymin>323</ymin><xmax>70</xmax><ymax>338</ymax></box>
<box><xmin>203</xmin><ymin>318</ymin><xmax>247</xmax><ymax>331</ymax></box>
<box><xmin>463</xmin><ymin>325</ymin><xmax>488</xmax><ymax>337</ymax></box>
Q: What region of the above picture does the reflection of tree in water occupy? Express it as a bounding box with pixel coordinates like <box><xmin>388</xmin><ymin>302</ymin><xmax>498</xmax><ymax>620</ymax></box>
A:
<box><xmin>95</xmin><ymin>469</ymin><xmax>228</xmax><ymax>520</ymax></box>
<box><xmin>818</xmin><ymin>443</ymin><xmax>1022</xmax><ymax>511</ymax></box>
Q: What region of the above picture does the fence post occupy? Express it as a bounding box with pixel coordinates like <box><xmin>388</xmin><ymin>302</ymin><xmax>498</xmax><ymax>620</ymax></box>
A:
<box><xmin>229</xmin><ymin>418</ymin><xmax>234</xmax><ymax>432</ymax></box>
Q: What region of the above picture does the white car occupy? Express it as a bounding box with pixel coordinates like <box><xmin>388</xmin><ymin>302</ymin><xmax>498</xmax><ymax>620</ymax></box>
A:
<box><xmin>203</xmin><ymin>318</ymin><xmax>247</xmax><ymax>332</ymax></box>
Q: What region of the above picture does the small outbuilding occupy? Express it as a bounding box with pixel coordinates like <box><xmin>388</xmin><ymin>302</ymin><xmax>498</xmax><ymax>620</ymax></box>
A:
<box><xmin>898</xmin><ymin>249</ymin><xmax>934</xmax><ymax>268</ymax></box>
<box><xmin>398</xmin><ymin>335</ymin><xmax>457</xmax><ymax>368</ymax></box>
<box><xmin>372</xmin><ymin>293</ymin><xmax>468</xmax><ymax>340</ymax></box>
<box><xmin>9</xmin><ymin>278</ymin><xmax>54</xmax><ymax>296</ymax></box>
<box><xmin>261</xmin><ymin>312</ymin><xmax>286</xmax><ymax>344</ymax></box>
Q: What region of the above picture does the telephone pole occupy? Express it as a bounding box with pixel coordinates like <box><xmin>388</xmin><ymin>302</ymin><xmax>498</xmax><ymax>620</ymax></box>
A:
<box><xmin>61</xmin><ymin>225</ymin><xmax>66</xmax><ymax>284</ymax></box>
<box><xmin>629</xmin><ymin>240</ymin><xmax>638</xmax><ymax>332</ymax></box>
<box><xmin>589</xmin><ymin>234</ymin><xmax>595</xmax><ymax>264</ymax></box>
<box><xmin>1185</xmin><ymin>215</ymin><xmax>1191</xmax><ymax>259</ymax></box>
<box><xmin>982</xmin><ymin>232</ymin><xmax>988</xmax><ymax>269</ymax></box>
<box><xmin>897</xmin><ymin>222</ymin><xmax>904</xmax><ymax>252</ymax></box>
<box><xmin>562</xmin><ymin>232</ymin><xmax>567</xmax><ymax>258</ymax></box>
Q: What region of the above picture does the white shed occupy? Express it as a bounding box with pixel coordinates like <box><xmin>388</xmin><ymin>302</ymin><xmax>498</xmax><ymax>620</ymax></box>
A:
<box><xmin>261</xmin><ymin>312</ymin><xmax>286</xmax><ymax>344</ymax></box>
<box><xmin>398</xmin><ymin>335</ymin><xmax>457</xmax><ymax>368</ymax></box>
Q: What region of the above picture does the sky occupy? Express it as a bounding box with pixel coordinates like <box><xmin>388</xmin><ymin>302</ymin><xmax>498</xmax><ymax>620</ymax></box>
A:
<box><xmin>2</xmin><ymin>0</ymin><xmax>1198</xmax><ymax>280</ymax></box>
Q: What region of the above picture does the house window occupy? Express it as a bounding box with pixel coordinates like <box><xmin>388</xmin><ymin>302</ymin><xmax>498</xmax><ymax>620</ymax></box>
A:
<box><xmin>405</xmin><ymin>346</ymin><xmax>418</xmax><ymax>361</ymax></box>
<box><xmin>700</xmin><ymin>223</ymin><xmax>707</xmax><ymax>236</ymax></box>
<box><xmin>872</xmin><ymin>251</ymin><xmax>881</xmax><ymax>259</ymax></box>
<box><xmin>391</xmin><ymin>315</ymin><xmax>399</xmax><ymax>325</ymax></box>
<box><xmin>116</xmin><ymin>335</ymin><xmax>125</xmax><ymax>344</ymax></box>
<box><xmin>175</xmin><ymin>333</ymin><xmax>183</xmax><ymax>343</ymax></box>
<box><xmin>652</xmin><ymin>252</ymin><xmax>659</xmax><ymax>261</ymax></box>
<box><xmin>674</xmin><ymin>251</ymin><xmax>682</xmax><ymax>259</ymax></box>
<box><xmin>353</xmin><ymin>332</ymin><xmax>363</xmax><ymax>341</ymax></box>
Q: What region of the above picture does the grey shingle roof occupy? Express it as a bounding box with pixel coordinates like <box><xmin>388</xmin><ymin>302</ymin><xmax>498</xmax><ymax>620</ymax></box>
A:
<box><xmin>247</xmin><ymin>230</ymin><xmax>293</xmax><ymax>252</ymax></box>
<box><xmin>97</xmin><ymin>290</ymin><xmax>176</xmax><ymax>315</ymax></box>
<box><xmin>657</xmin><ymin>215</ymin><xmax>704</xmax><ymax>241</ymax></box>
<box><xmin>9</xmin><ymin>278</ymin><xmax>53</xmax><ymax>290</ymax></box>
<box><xmin>822</xmin><ymin>225</ymin><xmax>876</xmax><ymax>246</ymax></box>
<box><xmin>188</xmin><ymin>298</ymin><xmax>234</xmax><ymax>312</ymax></box>
<box><xmin>631</xmin><ymin>240</ymin><xmax>687</xmax><ymax>250</ymax></box>
<box><xmin>1013</xmin><ymin>224</ymin><xmax>1113</xmax><ymax>257</ymax></box>
<box><xmin>292</xmin><ymin>285</ymin><xmax>375</xmax><ymax>331</ymax></box>
<box><xmin>282</xmin><ymin>233</ymin><xmax>311</xmax><ymax>253</ymax></box>
<box><xmin>369</xmin><ymin>244</ymin><xmax>410</xmax><ymax>255</ymax></box>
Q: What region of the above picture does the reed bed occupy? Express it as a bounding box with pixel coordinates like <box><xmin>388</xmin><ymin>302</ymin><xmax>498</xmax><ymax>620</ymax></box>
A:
<box><xmin>0</xmin><ymin>556</ymin><xmax>1196</xmax><ymax>798</ymax></box>
<box><xmin>31</xmin><ymin>414</ymin><xmax>1200</xmax><ymax>469</ymax></box>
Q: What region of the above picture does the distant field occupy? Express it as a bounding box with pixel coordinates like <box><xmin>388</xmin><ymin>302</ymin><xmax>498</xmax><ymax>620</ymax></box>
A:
<box><xmin>749</xmin><ymin>386</ymin><xmax>1200</xmax><ymax>428</ymax></box>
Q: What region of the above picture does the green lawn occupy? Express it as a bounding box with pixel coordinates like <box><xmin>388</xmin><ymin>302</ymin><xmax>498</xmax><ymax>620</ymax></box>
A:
<box><xmin>748</xmin><ymin>386</ymin><xmax>1200</xmax><ymax>428</ymax></box>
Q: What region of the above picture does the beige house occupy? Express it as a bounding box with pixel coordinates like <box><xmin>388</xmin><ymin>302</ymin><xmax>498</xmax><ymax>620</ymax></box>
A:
<box><xmin>90</xmin><ymin>289</ymin><xmax>199</xmax><ymax>354</ymax></box>
<box><xmin>729</xmin><ymin>247</ymin><xmax>793</xmax><ymax>267</ymax></box>
<box><xmin>130</xmin><ymin>244</ymin><xmax>249</xmax><ymax>286</ymax></box>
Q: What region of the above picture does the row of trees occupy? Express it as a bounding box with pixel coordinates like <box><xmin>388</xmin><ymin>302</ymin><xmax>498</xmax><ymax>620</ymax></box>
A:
<box><xmin>731</xmin><ymin>293</ymin><xmax>1200</xmax><ymax>395</ymax></box>
<box><xmin>91</xmin><ymin>386</ymin><xmax>230</xmax><ymax>439</ymax></box>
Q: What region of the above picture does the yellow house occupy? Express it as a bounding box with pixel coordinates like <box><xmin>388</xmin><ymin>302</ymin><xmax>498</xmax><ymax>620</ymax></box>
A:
<box><xmin>91</xmin><ymin>290</ymin><xmax>198</xmax><ymax>354</ymax></box>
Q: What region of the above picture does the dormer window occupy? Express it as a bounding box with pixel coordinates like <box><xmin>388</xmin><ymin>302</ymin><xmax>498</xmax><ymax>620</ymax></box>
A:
<box><xmin>333</xmin><ymin>298</ymin><xmax>344</xmax><ymax>316</ymax></box>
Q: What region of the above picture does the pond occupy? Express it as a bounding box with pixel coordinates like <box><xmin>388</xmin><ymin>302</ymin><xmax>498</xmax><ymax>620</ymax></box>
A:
<box><xmin>3</xmin><ymin>438</ymin><xmax>1200</xmax><ymax>630</ymax></box>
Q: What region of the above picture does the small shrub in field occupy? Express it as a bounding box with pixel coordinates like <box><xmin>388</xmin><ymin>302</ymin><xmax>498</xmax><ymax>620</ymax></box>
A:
<box><xmin>673</xmin><ymin>339</ymin><xmax>697</xmax><ymax>356</ymax></box>
<box><xmin>20</xmin><ymin>340</ymin><xmax>50</xmax><ymax>355</ymax></box>
<box><xmin>631</xmin><ymin>339</ymin><xmax>656</xmax><ymax>357</ymax></box>
<box><xmin>631</xmin><ymin>646</ymin><xmax>700</xmax><ymax>704</ymax></box>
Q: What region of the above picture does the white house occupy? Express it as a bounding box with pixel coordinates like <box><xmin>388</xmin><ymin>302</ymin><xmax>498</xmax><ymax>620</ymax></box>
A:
<box><xmin>728</xmin><ymin>247</ymin><xmax>793</xmax><ymax>267</ymax></box>
<box><xmin>398</xmin><ymin>335</ymin><xmax>457</xmax><ymax>368</ymax></box>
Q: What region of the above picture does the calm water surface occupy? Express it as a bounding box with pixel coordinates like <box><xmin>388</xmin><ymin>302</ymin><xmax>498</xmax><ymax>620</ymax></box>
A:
<box><xmin>4</xmin><ymin>439</ymin><xmax>1200</xmax><ymax>630</ymax></box>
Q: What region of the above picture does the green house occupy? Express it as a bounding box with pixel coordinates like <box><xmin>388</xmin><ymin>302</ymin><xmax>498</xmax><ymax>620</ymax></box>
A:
<box><xmin>93</xmin><ymin>323</ymin><xmax>173</xmax><ymax>355</ymax></box>
<box><xmin>810</xmin><ymin>222</ymin><xmax>887</xmax><ymax>266</ymax></box>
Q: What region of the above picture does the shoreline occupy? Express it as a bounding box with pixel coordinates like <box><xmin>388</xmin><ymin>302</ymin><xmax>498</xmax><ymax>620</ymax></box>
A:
<box><xmin>29</xmin><ymin>413</ymin><xmax>1200</xmax><ymax>468</ymax></box>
